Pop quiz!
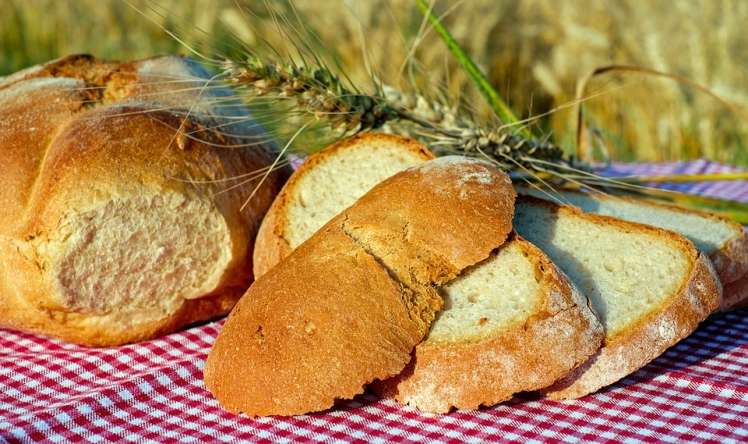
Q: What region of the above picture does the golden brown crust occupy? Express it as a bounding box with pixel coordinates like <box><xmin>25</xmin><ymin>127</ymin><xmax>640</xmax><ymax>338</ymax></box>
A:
<box><xmin>205</xmin><ymin>226</ymin><xmax>427</xmax><ymax>416</ymax></box>
<box><xmin>0</xmin><ymin>274</ymin><xmax>243</xmax><ymax>347</ymax></box>
<box><xmin>340</xmin><ymin>157</ymin><xmax>515</xmax><ymax>287</ymax></box>
<box><xmin>0</xmin><ymin>54</ymin><xmax>129</xmax><ymax>92</ymax></box>
<box><xmin>376</xmin><ymin>237</ymin><xmax>604</xmax><ymax>413</ymax></box>
<box><xmin>252</xmin><ymin>132</ymin><xmax>434</xmax><ymax>277</ymax></box>
<box><xmin>205</xmin><ymin>156</ymin><xmax>516</xmax><ymax>416</ymax></box>
<box><xmin>711</xmin><ymin>232</ymin><xmax>748</xmax><ymax>286</ymax></box>
<box><xmin>722</xmin><ymin>273</ymin><xmax>748</xmax><ymax>312</ymax></box>
<box><xmin>0</xmin><ymin>55</ymin><xmax>290</xmax><ymax>345</ymax></box>
<box><xmin>0</xmin><ymin>77</ymin><xmax>88</xmax><ymax>233</ymax></box>
<box><xmin>526</xmin><ymin>201</ymin><xmax>723</xmax><ymax>398</ymax></box>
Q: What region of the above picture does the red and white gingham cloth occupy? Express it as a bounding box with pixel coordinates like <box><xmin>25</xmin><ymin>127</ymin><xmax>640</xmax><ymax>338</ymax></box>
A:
<box><xmin>2</xmin><ymin>160</ymin><xmax>747</xmax><ymax>443</ymax></box>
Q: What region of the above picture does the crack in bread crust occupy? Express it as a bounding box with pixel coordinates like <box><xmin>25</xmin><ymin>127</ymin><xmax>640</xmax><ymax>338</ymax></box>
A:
<box><xmin>339</xmin><ymin>215</ymin><xmax>444</xmax><ymax>333</ymax></box>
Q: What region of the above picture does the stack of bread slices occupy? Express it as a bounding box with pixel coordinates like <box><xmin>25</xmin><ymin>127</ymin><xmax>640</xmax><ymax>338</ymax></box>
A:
<box><xmin>205</xmin><ymin>133</ymin><xmax>742</xmax><ymax>415</ymax></box>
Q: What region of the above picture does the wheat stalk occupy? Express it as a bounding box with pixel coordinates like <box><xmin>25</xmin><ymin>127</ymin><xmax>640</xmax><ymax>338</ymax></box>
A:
<box><xmin>222</xmin><ymin>55</ymin><xmax>570</xmax><ymax>174</ymax></box>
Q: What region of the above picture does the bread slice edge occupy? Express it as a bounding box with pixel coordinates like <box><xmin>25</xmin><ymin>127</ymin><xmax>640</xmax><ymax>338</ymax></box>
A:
<box><xmin>518</xmin><ymin>188</ymin><xmax>748</xmax><ymax>285</ymax></box>
<box><xmin>376</xmin><ymin>236</ymin><xmax>605</xmax><ymax>413</ymax></box>
<box><xmin>252</xmin><ymin>132</ymin><xmax>433</xmax><ymax>277</ymax></box>
<box><xmin>543</xmin><ymin>243</ymin><xmax>721</xmax><ymax>399</ymax></box>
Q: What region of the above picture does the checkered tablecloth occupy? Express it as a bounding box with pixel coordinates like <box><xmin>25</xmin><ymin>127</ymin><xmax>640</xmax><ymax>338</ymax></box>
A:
<box><xmin>2</xmin><ymin>160</ymin><xmax>747</xmax><ymax>443</ymax></box>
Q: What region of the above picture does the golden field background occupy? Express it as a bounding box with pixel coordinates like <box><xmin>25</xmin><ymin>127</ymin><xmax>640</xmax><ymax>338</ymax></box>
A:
<box><xmin>2</xmin><ymin>0</ymin><xmax>746</xmax><ymax>165</ymax></box>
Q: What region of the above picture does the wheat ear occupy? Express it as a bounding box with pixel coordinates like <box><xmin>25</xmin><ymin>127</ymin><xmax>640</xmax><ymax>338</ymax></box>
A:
<box><xmin>222</xmin><ymin>55</ymin><xmax>570</xmax><ymax>174</ymax></box>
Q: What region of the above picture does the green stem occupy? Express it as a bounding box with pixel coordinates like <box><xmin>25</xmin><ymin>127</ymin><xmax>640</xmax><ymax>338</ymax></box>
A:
<box><xmin>415</xmin><ymin>0</ymin><xmax>530</xmax><ymax>137</ymax></box>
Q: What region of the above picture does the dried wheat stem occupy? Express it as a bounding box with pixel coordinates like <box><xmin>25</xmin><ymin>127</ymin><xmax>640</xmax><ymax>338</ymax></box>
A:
<box><xmin>223</xmin><ymin>55</ymin><xmax>569</xmax><ymax>172</ymax></box>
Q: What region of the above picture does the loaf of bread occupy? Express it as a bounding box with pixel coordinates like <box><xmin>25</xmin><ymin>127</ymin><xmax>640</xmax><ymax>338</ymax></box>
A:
<box><xmin>0</xmin><ymin>55</ymin><xmax>289</xmax><ymax>346</ymax></box>
<box><xmin>252</xmin><ymin>135</ymin><xmax>604</xmax><ymax>412</ymax></box>
<box><xmin>204</xmin><ymin>156</ymin><xmax>516</xmax><ymax>416</ymax></box>
<box><xmin>520</xmin><ymin>187</ymin><xmax>747</xmax><ymax>310</ymax></box>
<box><xmin>514</xmin><ymin>197</ymin><xmax>722</xmax><ymax>398</ymax></box>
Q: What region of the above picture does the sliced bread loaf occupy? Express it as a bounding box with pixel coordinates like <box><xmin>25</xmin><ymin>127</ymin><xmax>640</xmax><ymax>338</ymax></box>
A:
<box><xmin>520</xmin><ymin>188</ymin><xmax>748</xmax><ymax>294</ymax></box>
<box><xmin>205</xmin><ymin>157</ymin><xmax>516</xmax><ymax>416</ymax></box>
<box><xmin>513</xmin><ymin>197</ymin><xmax>722</xmax><ymax>398</ymax></box>
<box><xmin>251</xmin><ymin>137</ymin><xmax>604</xmax><ymax>412</ymax></box>
<box><xmin>253</xmin><ymin>132</ymin><xmax>433</xmax><ymax>277</ymax></box>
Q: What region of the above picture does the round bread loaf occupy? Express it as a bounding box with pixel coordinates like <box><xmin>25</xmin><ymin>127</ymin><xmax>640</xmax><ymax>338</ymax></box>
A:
<box><xmin>0</xmin><ymin>55</ymin><xmax>290</xmax><ymax>346</ymax></box>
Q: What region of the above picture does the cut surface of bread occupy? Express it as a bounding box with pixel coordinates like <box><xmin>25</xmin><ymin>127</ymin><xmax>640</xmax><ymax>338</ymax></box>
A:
<box><xmin>0</xmin><ymin>55</ymin><xmax>289</xmax><ymax>345</ymax></box>
<box><xmin>253</xmin><ymin>132</ymin><xmax>433</xmax><ymax>277</ymax></box>
<box><xmin>513</xmin><ymin>197</ymin><xmax>722</xmax><ymax>398</ymax></box>
<box><xmin>205</xmin><ymin>156</ymin><xmax>516</xmax><ymax>416</ymax></box>
<box><xmin>377</xmin><ymin>236</ymin><xmax>603</xmax><ymax>413</ymax></box>
<box><xmin>520</xmin><ymin>188</ymin><xmax>748</xmax><ymax>290</ymax></box>
<box><xmin>252</xmin><ymin>139</ymin><xmax>603</xmax><ymax>412</ymax></box>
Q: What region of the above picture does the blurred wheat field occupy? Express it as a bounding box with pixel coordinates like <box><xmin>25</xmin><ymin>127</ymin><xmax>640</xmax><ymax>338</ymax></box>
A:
<box><xmin>2</xmin><ymin>0</ymin><xmax>746</xmax><ymax>165</ymax></box>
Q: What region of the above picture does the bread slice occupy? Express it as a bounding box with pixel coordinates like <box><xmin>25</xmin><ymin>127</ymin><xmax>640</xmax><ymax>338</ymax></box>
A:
<box><xmin>253</xmin><ymin>132</ymin><xmax>433</xmax><ymax>277</ymax></box>
<box><xmin>377</xmin><ymin>235</ymin><xmax>603</xmax><ymax>412</ymax></box>
<box><xmin>250</xmin><ymin>138</ymin><xmax>603</xmax><ymax>412</ymax></box>
<box><xmin>204</xmin><ymin>156</ymin><xmax>516</xmax><ymax>416</ymax></box>
<box><xmin>513</xmin><ymin>197</ymin><xmax>722</xmax><ymax>398</ymax></box>
<box><xmin>520</xmin><ymin>188</ymin><xmax>748</xmax><ymax>291</ymax></box>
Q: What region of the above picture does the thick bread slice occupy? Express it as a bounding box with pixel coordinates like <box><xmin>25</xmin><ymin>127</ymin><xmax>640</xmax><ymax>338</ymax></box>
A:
<box><xmin>253</xmin><ymin>132</ymin><xmax>433</xmax><ymax>277</ymax></box>
<box><xmin>377</xmin><ymin>235</ymin><xmax>604</xmax><ymax>413</ymax></box>
<box><xmin>204</xmin><ymin>157</ymin><xmax>516</xmax><ymax>416</ymax></box>
<box><xmin>514</xmin><ymin>197</ymin><xmax>722</xmax><ymax>398</ymax></box>
<box><xmin>520</xmin><ymin>188</ymin><xmax>748</xmax><ymax>290</ymax></box>
<box><xmin>250</xmin><ymin>140</ymin><xmax>603</xmax><ymax>412</ymax></box>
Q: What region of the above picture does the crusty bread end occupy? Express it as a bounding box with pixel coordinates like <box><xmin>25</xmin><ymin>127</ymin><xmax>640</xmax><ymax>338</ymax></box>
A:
<box><xmin>0</xmin><ymin>55</ymin><xmax>289</xmax><ymax>345</ymax></box>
